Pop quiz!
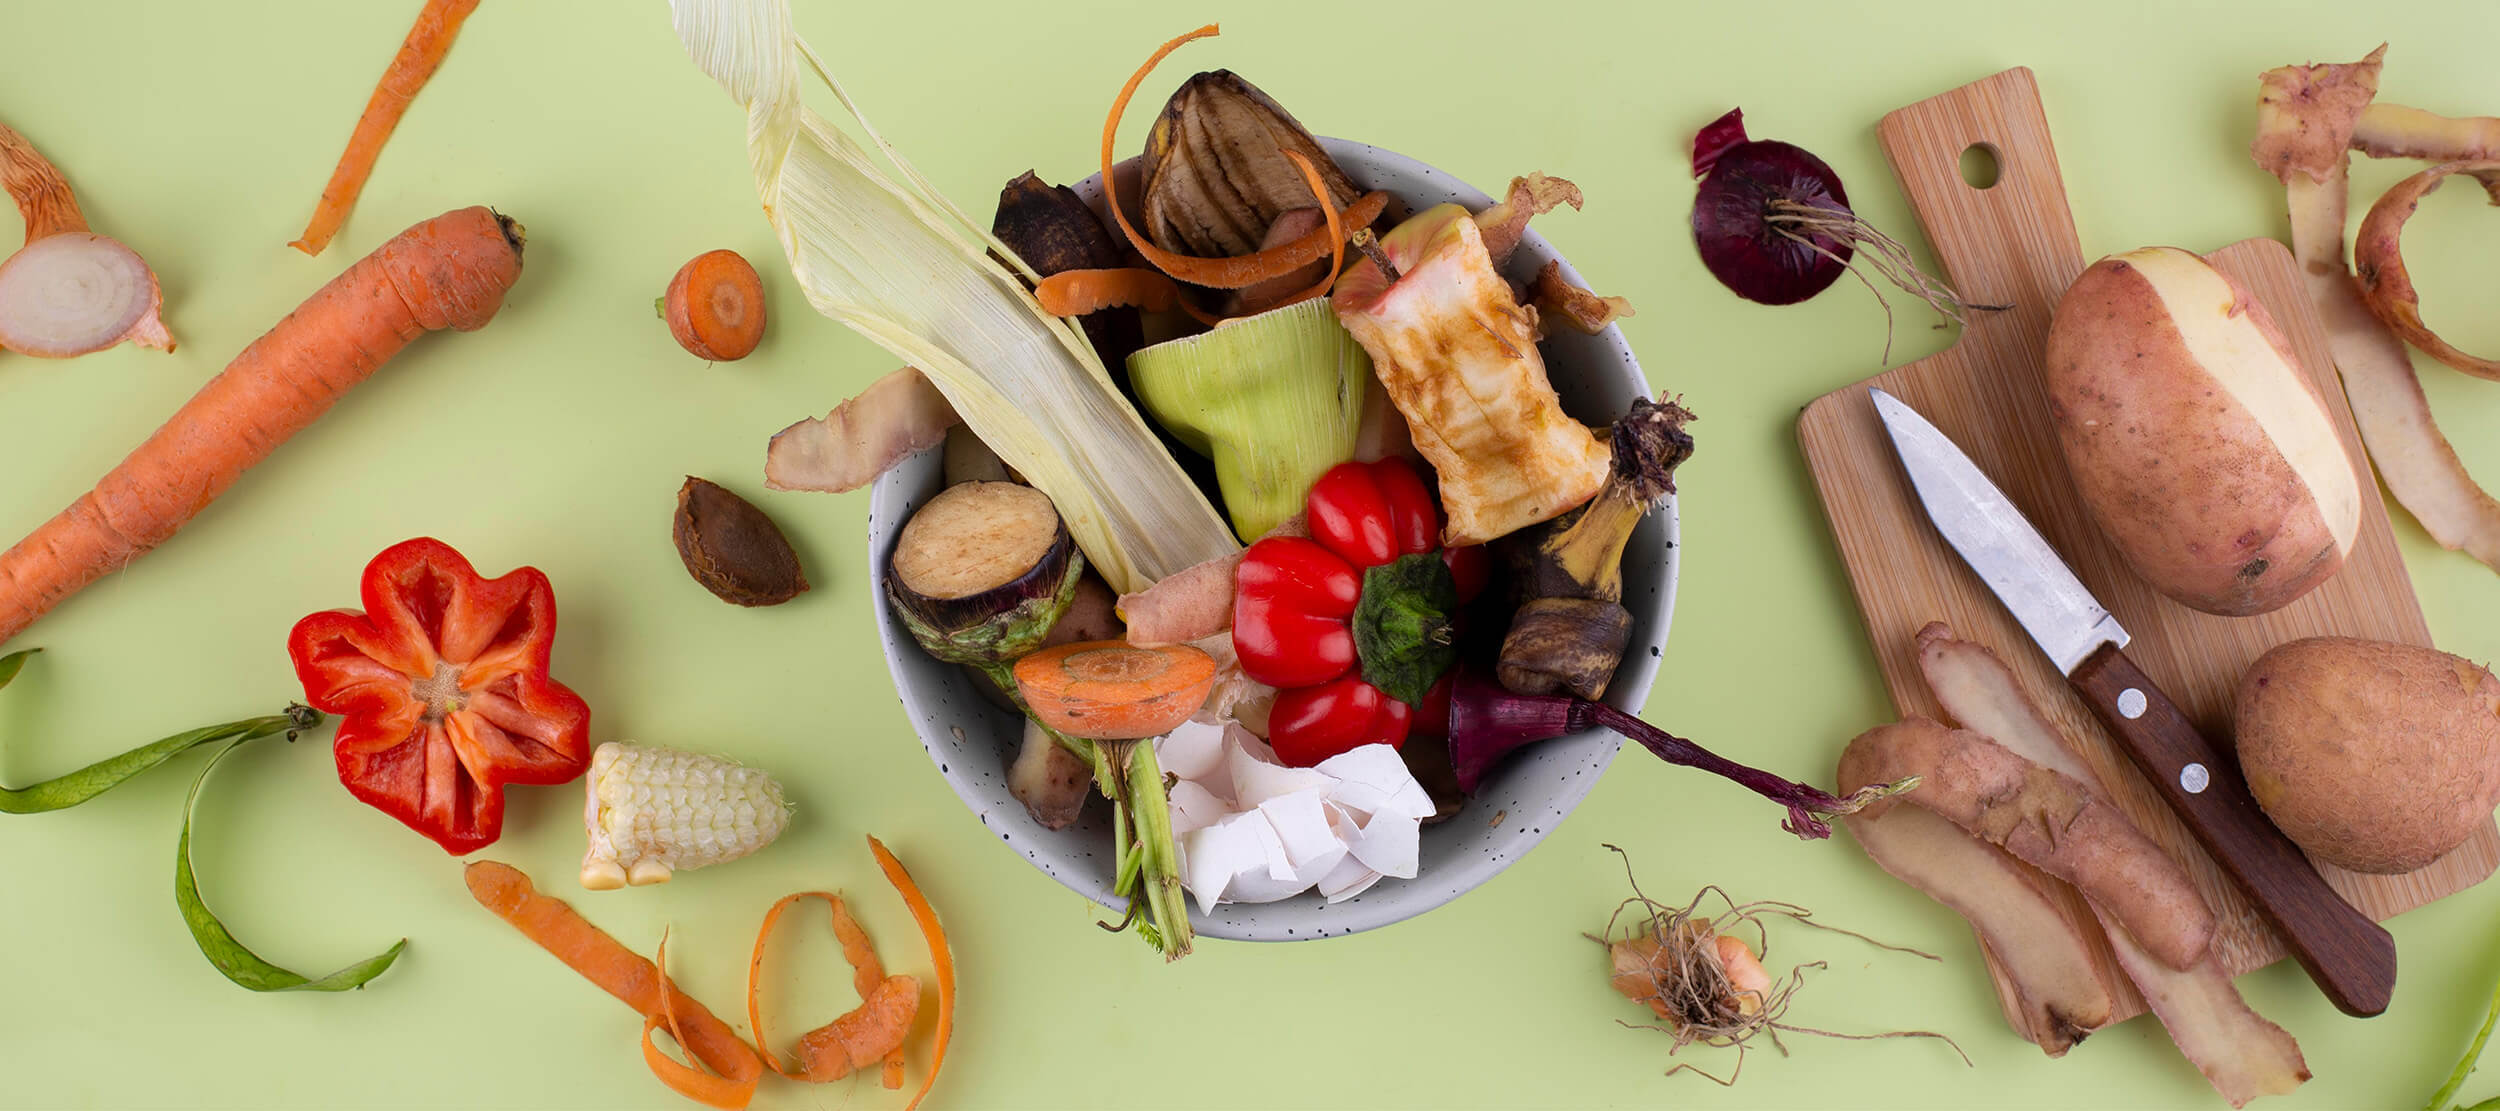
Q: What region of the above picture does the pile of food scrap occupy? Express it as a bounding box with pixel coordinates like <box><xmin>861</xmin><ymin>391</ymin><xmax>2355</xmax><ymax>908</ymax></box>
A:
<box><xmin>678</xmin><ymin>6</ymin><xmax>1919</xmax><ymax>964</ymax></box>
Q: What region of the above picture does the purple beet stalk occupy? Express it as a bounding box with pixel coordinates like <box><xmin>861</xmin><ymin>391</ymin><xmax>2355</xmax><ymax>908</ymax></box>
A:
<box><xmin>1445</xmin><ymin>672</ymin><xmax>1917</xmax><ymax>839</ymax></box>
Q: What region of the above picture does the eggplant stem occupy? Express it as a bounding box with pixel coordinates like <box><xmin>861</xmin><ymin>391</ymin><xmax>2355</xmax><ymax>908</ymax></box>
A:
<box><xmin>1585</xmin><ymin>702</ymin><xmax>1919</xmax><ymax>839</ymax></box>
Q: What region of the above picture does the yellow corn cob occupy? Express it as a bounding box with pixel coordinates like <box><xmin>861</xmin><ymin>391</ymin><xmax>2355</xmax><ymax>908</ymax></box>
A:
<box><xmin>580</xmin><ymin>742</ymin><xmax>790</xmax><ymax>890</ymax></box>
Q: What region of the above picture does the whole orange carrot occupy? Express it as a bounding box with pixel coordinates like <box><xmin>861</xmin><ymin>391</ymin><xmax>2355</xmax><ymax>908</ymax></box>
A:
<box><xmin>0</xmin><ymin>205</ymin><xmax>523</xmax><ymax>646</ymax></box>
<box><xmin>289</xmin><ymin>0</ymin><xmax>481</xmax><ymax>256</ymax></box>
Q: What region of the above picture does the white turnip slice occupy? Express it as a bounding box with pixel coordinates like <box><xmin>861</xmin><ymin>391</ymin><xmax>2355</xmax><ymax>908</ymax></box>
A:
<box><xmin>0</xmin><ymin>121</ymin><xmax>173</xmax><ymax>358</ymax></box>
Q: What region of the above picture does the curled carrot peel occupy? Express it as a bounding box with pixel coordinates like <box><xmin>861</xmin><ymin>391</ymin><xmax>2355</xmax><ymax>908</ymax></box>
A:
<box><xmin>290</xmin><ymin>0</ymin><xmax>480</xmax><ymax>255</ymax></box>
<box><xmin>1099</xmin><ymin>26</ymin><xmax>1389</xmax><ymax>291</ymax></box>
<box><xmin>746</xmin><ymin>891</ymin><xmax>918</xmax><ymax>1086</ymax></box>
<box><xmin>644</xmin><ymin>931</ymin><xmax>763</xmax><ymax>1111</ymax></box>
<box><xmin>869</xmin><ymin>835</ymin><xmax>955</xmax><ymax>1111</ymax></box>
<box><xmin>464</xmin><ymin>862</ymin><xmax>763</xmax><ymax>1102</ymax></box>
<box><xmin>1273</xmin><ymin>150</ymin><xmax>1347</xmax><ymax>312</ymax></box>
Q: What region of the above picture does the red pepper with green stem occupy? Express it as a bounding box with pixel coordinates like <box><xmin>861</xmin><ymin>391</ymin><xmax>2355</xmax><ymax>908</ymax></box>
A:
<box><xmin>1233</xmin><ymin>459</ymin><xmax>1486</xmax><ymax>766</ymax></box>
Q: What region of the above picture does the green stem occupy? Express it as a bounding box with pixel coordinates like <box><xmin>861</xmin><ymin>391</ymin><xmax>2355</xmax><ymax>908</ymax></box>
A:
<box><xmin>2431</xmin><ymin>970</ymin><xmax>2500</xmax><ymax>1111</ymax></box>
<box><xmin>2</xmin><ymin>646</ymin><xmax>321</xmax><ymax>814</ymax></box>
<box><xmin>1123</xmin><ymin>739</ymin><xmax>1192</xmax><ymax>961</ymax></box>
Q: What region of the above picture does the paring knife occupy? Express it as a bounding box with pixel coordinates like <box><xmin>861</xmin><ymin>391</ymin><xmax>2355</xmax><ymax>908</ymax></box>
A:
<box><xmin>1869</xmin><ymin>386</ymin><xmax>2396</xmax><ymax>1018</ymax></box>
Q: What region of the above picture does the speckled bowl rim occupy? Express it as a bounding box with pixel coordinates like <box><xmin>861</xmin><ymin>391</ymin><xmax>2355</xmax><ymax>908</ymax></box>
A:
<box><xmin>868</xmin><ymin>137</ymin><xmax>1677</xmax><ymax>941</ymax></box>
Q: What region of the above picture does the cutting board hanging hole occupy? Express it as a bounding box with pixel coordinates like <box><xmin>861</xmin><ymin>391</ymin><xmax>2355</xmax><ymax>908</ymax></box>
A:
<box><xmin>1959</xmin><ymin>143</ymin><xmax>2001</xmax><ymax>190</ymax></box>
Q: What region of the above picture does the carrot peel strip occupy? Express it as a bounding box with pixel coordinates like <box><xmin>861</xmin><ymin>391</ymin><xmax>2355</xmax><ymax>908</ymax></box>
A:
<box><xmin>290</xmin><ymin>0</ymin><xmax>481</xmax><ymax>255</ymax></box>
<box><xmin>747</xmin><ymin>889</ymin><xmax>917</xmax><ymax>1085</ymax></box>
<box><xmin>1273</xmin><ymin>151</ymin><xmax>1345</xmax><ymax>312</ymax></box>
<box><xmin>869</xmin><ymin>835</ymin><xmax>955</xmax><ymax>1111</ymax></box>
<box><xmin>645</xmin><ymin>931</ymin><xmax>762</xmax><ymax>1111</ymax></box>
<box><xmin>1036</xmin><ymin>268</ymin><xmax>1180</xmax><ymax>315</ymax></box>
<box><xmin>1099</xmin><ymin>26</ymin><xmax>1388</xmax><ymax>290</ymax></box>
<box><xmin>745</xmin><ymin>891</ymin><xmax>824</xmax><ymax>1079</ymax></box>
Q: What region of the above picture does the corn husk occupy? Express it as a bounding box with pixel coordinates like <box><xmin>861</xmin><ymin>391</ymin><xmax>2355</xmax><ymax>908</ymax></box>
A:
<box><xmin>1127</xmin><ymin>299</ymin><xmax>1367</xmax><ymax>541</ymax></box>
<box><xmin>667</xmin><ymin>0</ymin><xmax>1236</xmax><ymax>594</ymax></box>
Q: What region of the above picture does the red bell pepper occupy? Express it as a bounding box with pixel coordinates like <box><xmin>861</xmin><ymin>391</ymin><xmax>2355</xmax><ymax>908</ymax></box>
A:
<box><xmin>286</xmin><ymin>538</ymin><xmax>593</xmax><ymax>854</ymax></box>
<box><xmin>1234</xmin><ymin>459</ymin><xmax>1484</xmax><ymax>766</ymax></box>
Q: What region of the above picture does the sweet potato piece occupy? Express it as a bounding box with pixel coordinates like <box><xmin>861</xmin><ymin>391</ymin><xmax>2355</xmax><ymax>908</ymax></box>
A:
<box><xmin>1838</xmin><ymin>719</ymin><xmax>2214</xmax><ymax>970</ymax></box>
<box><xmin>1846</xmin><ymin>804</ymin><xmax>2114</xmax><ymax>1055</ymax></box>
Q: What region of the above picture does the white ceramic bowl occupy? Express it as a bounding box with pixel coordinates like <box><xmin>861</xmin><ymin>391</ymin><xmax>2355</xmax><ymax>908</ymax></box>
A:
<box><xmin>869</xmin><ymin>138</ymin><xmax>1677</xmax><ymax>940</ymax></box>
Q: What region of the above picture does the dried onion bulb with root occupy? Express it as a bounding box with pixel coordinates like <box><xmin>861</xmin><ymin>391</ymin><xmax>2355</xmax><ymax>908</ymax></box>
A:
<box><xmin>0</xmin><ymin>121</ymin><xmax>172</xmax><ymax>358</ymax></box>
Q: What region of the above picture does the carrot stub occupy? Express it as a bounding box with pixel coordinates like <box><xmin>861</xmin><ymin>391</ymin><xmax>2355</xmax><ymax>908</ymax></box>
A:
<box><xmin>869</xmin><ymin>836</ymin><xmax>955</xmax><ymax>1111</ymax></box>
<box><xmin>663</xmin><ymin>249</ymin><xmax>767</xmax><ymax>361</ymax></box>
<box><xmin>1015</xmin><ymin>639</ymin><xmax>1217</xmax><ymax>740</ymax></box>
<box><xmin>1099</xmin><ymin>25</ymin><xmax>1388</xmax><ymax>291</ymax></box>
<box><xmin>464</xmin><ymin>860</ymin><xmax>764</xmax><ymax>1101</ymax></box>
<box><xmin>0</xmin><ymin>205</ymin><xmax>523</xmax><ymax>647</ymax></box>
<box><xmin>290</xmin><ymin>0</ymin><xmax>481</xmax><ymax>255</ymax></box>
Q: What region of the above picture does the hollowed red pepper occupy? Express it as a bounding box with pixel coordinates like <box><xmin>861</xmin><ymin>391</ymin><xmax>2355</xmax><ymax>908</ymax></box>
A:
<box><xmin>286</xmin><ymin>538</ymin><xmax>593</xmax><ymax>854</ymax></box>
<box><xmin>1234</xmin><ymin>459</ymin><xmax>1486</xmax><ymax>766</ymax></box>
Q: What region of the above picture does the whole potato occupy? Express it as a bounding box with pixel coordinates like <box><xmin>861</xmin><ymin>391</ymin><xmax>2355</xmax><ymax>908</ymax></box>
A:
<box><xmin>2045</xmin><ymin>247</ymin><xmax>2362</xmax><ymax>616</ymax></box>
<box><xmin>2234</xmin><ymin>636</ymin><xmax>2500</xmax><ymax>874</ymax></box>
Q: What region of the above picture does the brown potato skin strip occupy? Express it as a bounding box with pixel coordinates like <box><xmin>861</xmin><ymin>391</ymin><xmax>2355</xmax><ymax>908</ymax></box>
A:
<box><xmin>2098</xmin><ymin>913</ymin><xmax>2309</xmax><ymax>1108</ymax></box>
<box><xmin>2352</xmin><ymin>103</ymin><xmax>2500</xmax><ymax>163</ymax></box>
<box><xmin>1846</xmin><ymin>803</ymin><xmax>2114</xmax><ymax>1055</ymax></box>
<box><xmin>2354</xmin><ymin>160</ymin><xmax>2500</xmax><ymax>380</ymax></box>
<box><xmin>1838</xmin><ymin>718</ymin><xmax>2215</xmax><ymax>971</ymax></box>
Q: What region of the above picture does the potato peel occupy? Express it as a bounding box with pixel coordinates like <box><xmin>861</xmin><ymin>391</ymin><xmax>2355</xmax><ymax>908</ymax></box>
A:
<box><xmin>1844</xmin><ymin>804</ymin><xmax>2113</xmax><ymax>1055</ymax></box>
<box><xmin>2353</xmin><ymin>103</ymin><xmax>2500</xmax><ymax>163</ymax></box>
<box><xmin>1837</xmin><ymin>719</ymin><xmax>2215</xmax><ymax>971</ymax></box>
<box><xmin>1905</xmin><ymin>626</ymin><xmax>2308</xmax><ymax>1104</ymax></box>
<box><xmin>2253</xmin><ymin>47</ymin><xmax>2500</xmax><ymax>570</ymax></box>
<box><xmin>2099</xmin><ymin>916</ymin><xmax>2310</xmax><ymax>1108</ymax></box>
<box><xmin>2354</xmin><ymin>160</ymin><xmax>2500</xmax><ymax>379</ymax></box>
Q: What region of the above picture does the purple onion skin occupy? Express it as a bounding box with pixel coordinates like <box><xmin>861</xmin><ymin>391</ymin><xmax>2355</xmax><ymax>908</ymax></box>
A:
<box><xmin>1691</xmin><ymin>139</ymin><xmax>1855</xmax><ymax>306</ymax></box>
<box><xmin>1445</xmin><ymin>671</ymin><xmax>1852</xmax><ymax>840</ymax></box>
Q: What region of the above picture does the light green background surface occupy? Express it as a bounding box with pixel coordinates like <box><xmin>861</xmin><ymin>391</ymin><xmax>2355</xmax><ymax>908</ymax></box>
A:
<box><xmin>3</xmin><ymin>1</ymin><xmax>2498</xmax><ymax>1108</ymax></box>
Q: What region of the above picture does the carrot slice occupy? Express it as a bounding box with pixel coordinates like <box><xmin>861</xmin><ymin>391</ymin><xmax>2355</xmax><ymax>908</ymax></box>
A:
<box><xmin>1036</xmin><ymin>267</ymin><xmax>1181</xmax><ymax>315</ymax></box>
<box><xmin>464</xmin><ymin>861</ymin><xmax>762</xmax><ymax>1088</ymax></box>
<box><xmin>290</xmin><ymin>0</ymin><xmax>481</xmax><ymax>255</ymax></box>
<box><xmin>869</xmin><ymin>836</ymin><xmax>955</xmax><ymax>1111</ymax></box>
<box><xmin>643</xmin><ymin>931</ymin><xmax>763</xmax><ymax>1111</ymax></box>
<box><xmin>1099</xmin><ymin>26</ymin><xmax>1390</xmax><ymax>290</ymax></box>
<box><xmin>1014</xmin><ymin>639</ymin><xmax>1218</xmax><ymax>740</ymax></box>
<box><xmin>663</xmin><ymin>249</ymin><xmax>767</xmax><ymax>361</ymax></box>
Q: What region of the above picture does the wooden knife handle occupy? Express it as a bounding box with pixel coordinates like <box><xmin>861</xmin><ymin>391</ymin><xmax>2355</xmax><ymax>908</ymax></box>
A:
<box><xmin>2070</xmin><ymin>643</ymin><xmax>2394</xmax><ymax>1016</ymax></box>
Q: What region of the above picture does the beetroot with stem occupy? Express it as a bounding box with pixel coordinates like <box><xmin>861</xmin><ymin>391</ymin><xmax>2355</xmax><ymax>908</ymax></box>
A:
<box><xmin>1688</xmin><ymin>108</ymin><xmax>1999</xmax><ymax>358</ymax></box>
<box><xmin>1444</xmin><ymin>671</ymin><xmax>1914</xmax><ymax>839</ymax></box>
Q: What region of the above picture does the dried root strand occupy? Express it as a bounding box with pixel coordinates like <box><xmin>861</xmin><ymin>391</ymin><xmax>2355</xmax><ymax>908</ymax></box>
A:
<box><xmin>1763</xmin><ymin>199</ymin><xmax>2006</xmax><ymax>363</ymax></box>
<box><xmin>1593</xmin><ymin>846</ymin><xmax>1965</xmax><ymax>1084</ymax></box>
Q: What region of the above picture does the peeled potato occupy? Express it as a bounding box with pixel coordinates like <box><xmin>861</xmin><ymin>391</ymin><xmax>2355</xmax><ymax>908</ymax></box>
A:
<box><xmin>2045</xmin><ymin>247</ymin><xmax>2363</xmax><ymax>616</ymax></box>
<box><xmin>2234</xmin><ymin>636</ymin><xmax>2500</xmax><ymax>874</ymax></box>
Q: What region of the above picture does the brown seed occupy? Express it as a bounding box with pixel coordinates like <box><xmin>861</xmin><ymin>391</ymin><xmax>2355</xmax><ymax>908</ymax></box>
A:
<box><xmin>673</xmin><ymin>476</ymin><xmax>809</xmax><ymax>606</ymax></box>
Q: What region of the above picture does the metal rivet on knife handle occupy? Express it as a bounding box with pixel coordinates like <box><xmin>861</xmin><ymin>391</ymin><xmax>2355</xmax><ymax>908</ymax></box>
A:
<box><xmin>2180</xmin><ymin>763</ymin><xmax>2211</xmax><ymax>794</ymax></box>
<box><xmin>2117</xmin><ymin>688</ymin><xmax>2147</xmax><ymax>719</ymax></box>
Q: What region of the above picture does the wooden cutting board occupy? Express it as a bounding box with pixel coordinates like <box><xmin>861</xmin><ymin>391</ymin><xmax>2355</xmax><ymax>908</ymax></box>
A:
<box><xmin>1797</xmin><ymin>67</ymin><xmax>2500</xmax><ymax>1035</ymax></box>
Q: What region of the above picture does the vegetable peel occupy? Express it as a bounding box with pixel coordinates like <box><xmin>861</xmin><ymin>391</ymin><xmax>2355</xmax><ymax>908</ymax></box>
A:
<box><xmin>868</xmin><ymin>836</ymin><xmax>953</xmax><ymax>1111</ymax></box>
<box><xmin>2252</xmin><ymin>46</ymin><xmax>2500</xmax><ymax>571</ymax></box>
<box><xmin>2354</xmin><ymin>160</ymin><xmax>2500</xmax><ymax>379</ymax></box>
<box><xmin>290</xmin><ymin>0</ymin><xmax>481</xmax><ymax>255</ymax></box>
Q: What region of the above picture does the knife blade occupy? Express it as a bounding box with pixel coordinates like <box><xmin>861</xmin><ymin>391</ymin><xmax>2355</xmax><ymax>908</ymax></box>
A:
<box><xmin>1868</xmin><ymin>387</ymin><xmax>2395</xmax><ymax>1018</ymax></box>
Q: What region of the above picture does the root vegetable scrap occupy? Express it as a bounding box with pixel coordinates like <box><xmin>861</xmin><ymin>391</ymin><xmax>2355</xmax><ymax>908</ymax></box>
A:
<box><xmin>745</xmin><ymin>892</ymin><xmax>917</xmax><ymax>1085</ymax></box>
<box><xmin>0</xmin><ymin>206</ymin><xmax>524</xmax><ymax>648</ymax></box>
<box><xmin>663</xmin><ymin>249</ymin><xmax>766</xmax><ymax>361</ymax></box>
<box><xmin>0</xmin><ymin>120</ymin><xmax>174</xmax><ymax>357</ymax></box>
<box><xmin>1689</xmin><ymin>109</ymin><xmax>1997</xmax><ymax>360</ymax></box>
<box><xmin>869</xmin><ymin>836</ymin><xmax>955</xmax><ymax>1111</ymax></box>
<box><xmin>291</xmin><ymin>0</ymin><xmax>481</xmax><ymax>255</ymax></box>
<box><xmin>1593</xmin><ymin>846</ymin><xmax>1964</xmax><ymax>1086</ymax></box>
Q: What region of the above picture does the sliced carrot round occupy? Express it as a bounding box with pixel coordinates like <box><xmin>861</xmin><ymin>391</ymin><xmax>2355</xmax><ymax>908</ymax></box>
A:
<box><xmin>665</xmin><ymin>249</ymin><xmax>767</xmax><ymax>361</ymax></box>
<box><xmin>1013</xmin><ymin>640</ymin><xmax>1216</xmax><ymax>740</ymax></box>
